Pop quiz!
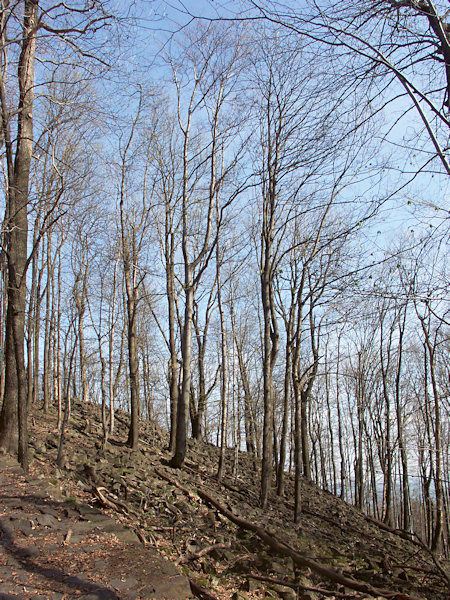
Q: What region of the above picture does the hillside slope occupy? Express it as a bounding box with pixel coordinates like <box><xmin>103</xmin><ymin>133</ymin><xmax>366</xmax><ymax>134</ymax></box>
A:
<box><xmin>16</xmin><ymin>400</ymin><xmax>450</xmax><ymax>600</ymax></box>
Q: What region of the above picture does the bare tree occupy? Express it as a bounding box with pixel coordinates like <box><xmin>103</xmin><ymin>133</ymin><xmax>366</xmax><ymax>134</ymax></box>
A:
<box><xmin>0</xmin><ymin>0</ymin><xmax>114</xmax><ymax>470</ymax></box>
<box><xmin>115</xmin><ymin>92</ymin><xmax>157</xmax><ymax>450</ymax></box>
<box><xmin>168</xmin><ymin>23</ymin><xmax>246</xmax><ymax>468</ymax></box>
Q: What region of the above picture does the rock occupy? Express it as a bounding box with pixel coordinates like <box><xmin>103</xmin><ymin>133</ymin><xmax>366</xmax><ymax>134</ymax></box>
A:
<box><xmin>270</xmin><ymin>583</ymin><xmax>297</xmax><ymax>600</ymax></box>
<box><xmin>113</xmin><ymin>528</ymin><xmax>140</xmax><ymax>544</ymax></box>
<box><xmin>36</xmin><ymin>513</ymin><xmax>60</xmax><ymax>527</ymax></box>
<box><xmin>255</xmin><ymin>551</ymin><xmax>274</xmax><ymax>570</ymax></box>
<box><xmin>214</xmin><ymin>548</ymin><xmax>235</xmax><ymax>561</ymax></box>
<box><xmin>32</xmin><ymin>439</ymin><xmax>47</xmax><ymax>453</ymax></box>
<box><xmin>231</xmin><ymin>558</ymin><xmax>252</xmax><ymax>573</ymax></box>
<box><xmin>58</xmin><ymin>454</ymin><xmax>70</xmax><ymax>469</ymax></box>
<box><xmin>77</xmin><ymin>452</ymin><xmax>89</xmax><ymax>464</ymax></box>
<box><xmin>78</xmin><ymin>593</ymin><xmax>117</xmax><ymax>600</ymax></box>
<box><xmin>110</xmin><ymin>576</ymin><xmax>138</xmax><ymax>590</ymax></box>
<box><xmin>174</xmin><ymin>500</ymin><xmax>192</xmax><ymax>514</ymax></box>
<box><xmin>270</xmin><ymin>560</ymin><xmax>292</xmax><ymax>576</ymax></box>
<box><xmin>242</xmin><ymin>578</ymin><xmax>263</xmax><ymax>592</ymax></box>
<box><xmin>185</xmin><ymin>539</ymin><xmax>200</xmax><ymax>553</ymax></box>
<box><xmin>46</xmin><ymin>435</ymin><xmax>58</xmax><ymax>449</ymax></box>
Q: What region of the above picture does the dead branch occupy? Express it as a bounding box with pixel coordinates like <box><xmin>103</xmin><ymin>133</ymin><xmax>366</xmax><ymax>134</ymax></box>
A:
<box><xmin>242</xmin><ymin>573</ymin><xmax>297</xmax><ymax>590</ymax></box>
<box><xmin>176</xmin><ymin>543</ymin><xmax>231</xmax><ymax>565</ymax></box>
<box><xmin>92</xmin><ymin>485</ymin><xmax>154</xmax><ymax>545</ymax></box>
<box><xmin>154</xmin><ymin>469</ymin><xmax>425</xmax><ymax>599</ymax></box>
<box><xmin>409</xmin><ymin>533</ymin><xmax>450</xmax><ymax>590</ymax></box>
<box><xmin>301</xmin><ymin>505</ymin><xmax>411</xmax><ymax>555</ymax></box>
<box><xmin>92</xmin><ymin>485</ymin><xmax>142</xmax><ymax>521</ymax></box>
<box><xmin>363</xmin><ymin>513</ymin><xmax>416</xmax><ymax>544</ymax></box>
<box><xmin>242</xmin><ymin>573</ymin><xmax>353</xmax><ymax>598</ymax></box>
<box><xmin>189</xmin><ymin>577</ymin><xmax>220</xmax><ymax>600</ymax></box>
<box><xmin>155</xmin><ymin>468</ymin><xmax>199</xmax><ymax>502</ymax></box>
<box><xmin>200</xmin><ymin>488</ymin><xmax>424</xmax><ymax>600</ymax></box>
<box><xmin>63</xmin><ymin>527</ymin><xmax>73</xmax><ymax>545</ymax></box>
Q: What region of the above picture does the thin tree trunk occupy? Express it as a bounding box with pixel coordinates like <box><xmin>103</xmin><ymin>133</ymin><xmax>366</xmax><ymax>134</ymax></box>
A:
<box><xmin>55</xmin><ymin>248</ymin><xmax>62</xmax><ymax>428</ymax></box>
<box><xmin>229</xmin><ymin>296</ymin><xmax>256</xmax><ymax>456</ymax></box>
<box><xmin>277</xmin><ymin>324</ymin><xmax>292</xmax><ymax>495</ymax></box>
<box><xmin>166</xmin><ymin>222</ymin><xmax>178</xmax><ymax>452</ymax></box>
<box><xmin>217</xmin><ymin>240</ymin><xmax>227</xmax><ymax>481</ymax></box>
<box><xmin>170</xmin><ymin>279</ymin><xmax>194</xmax><ymax>467</ymax></box>
<box><xmin>57</xmin><ymin>324</ymin><xmax>78</xmax><ymax>468</ymax></box>
<box><xmin>43</xmin><ymin>231</ymin><xmax>53</xmax><ymax>412</ymax></box>
<box><xmin>108</xmin><ymin>257</ymin><xmax>119</xmax><ymax>435</ymax></box>
<box><xmin>336</xmin><ymin>336</ymin><xmax>346</xmax><ymax>500</ymax></box>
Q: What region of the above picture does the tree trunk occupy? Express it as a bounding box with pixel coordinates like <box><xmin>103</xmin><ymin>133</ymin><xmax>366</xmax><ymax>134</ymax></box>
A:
<box><xmin>396</xmin><ymin>307</ymin><xmax>412</xmax><ymax>532</ymax></box>
<box><xmin>229</xmin><ymin>297</ymin><xmax>256</xmax><ymax>456</ymax></box>
<box><xmin>191</xmin><ymin>303</ymin><xmax>208</xmax><ymax>441</ymax></box>
<box><xmin>260</xmin><ymin>266</ymin><xmax>276</xmax><ymax>508</ymax></box>
<box><xmin>170</xmin><ymin>279</ymin><xmax>194</xmax><ymax>467</ymax></box>
<box><xmin>217</xmin><ymin>241</ymin><xmax>227</xmax><ymax>481</ymax></box>
<box><xmin>166</xmin><ymin>227</ymin><xmax>179</xmax><ymax>452</ymax></box>
<box><xmin>260</xmin><ymin>195</ymin><xmax>279</xmax><ymax>507</ymax></box>
<box><xmin>300</xmin><ymin>387</ymin><xmax>311</xmax><ymax>480</ymax></box>
<box><xmin>43</xmin><ymin>231</ymin><xmax>53</xmax><ymax>412</ymax></box>
<box><xmin>0</xmin><ymin>0</ymin><xmax>38</xmax><ymax>472</ymax></box>
<box><xmin>125</xmin><ymin>286</ymin><xmax>139</xmax><ymax>450</ymax></box>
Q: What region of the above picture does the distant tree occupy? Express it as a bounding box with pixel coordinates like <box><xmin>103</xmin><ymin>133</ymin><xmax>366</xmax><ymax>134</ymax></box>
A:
<box><xmin>168</xmin><ymin>23</ymin><xmax>247</xmax><ymax>468</ymax></box>
<box><xmin>115</xmin><ymin>91</ymin><xmax>157</xmax><ymax>450</ymax></box>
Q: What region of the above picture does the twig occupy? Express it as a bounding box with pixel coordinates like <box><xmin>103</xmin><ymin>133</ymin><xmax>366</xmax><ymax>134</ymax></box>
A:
<box><xmin>409</xmin><ymin>533</ymin><xmax>450</xmax><ymax>590</ymax></box>
<box><xmin>63</xmin><ymin>526</ymin><xmax>72</xmax><ymax>545</ymax></box>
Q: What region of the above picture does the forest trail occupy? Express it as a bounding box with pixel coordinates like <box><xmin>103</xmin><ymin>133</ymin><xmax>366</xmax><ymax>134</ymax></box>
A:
<box><xmin>0</xmin><ymin>453</ymin><xmax>191</xmax><ymax>599</ymax></box>
<box><xmin>0</xmin><ymin>400</ymin><xmax>448</xmax><ymax>600</ymax></box>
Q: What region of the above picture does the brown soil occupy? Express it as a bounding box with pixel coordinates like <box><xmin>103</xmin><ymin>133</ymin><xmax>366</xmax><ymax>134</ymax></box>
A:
<box><xmin>1</xmin><ymin>400</ymin><xmax>448</xmax><ymax>600</ymax></box>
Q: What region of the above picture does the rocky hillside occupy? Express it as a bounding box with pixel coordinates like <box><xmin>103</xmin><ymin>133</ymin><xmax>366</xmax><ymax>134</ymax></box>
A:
<box><xmin>7</xmin><ymin>400</ymin><xmax>450</xmax><ymax>600</ymax></box>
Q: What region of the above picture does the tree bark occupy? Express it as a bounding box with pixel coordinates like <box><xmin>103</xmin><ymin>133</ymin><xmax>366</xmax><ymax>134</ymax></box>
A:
<box><xmin>0</xmin><ymin>0</ymin><xmax>38</xmax><ymax>472</ymax></box>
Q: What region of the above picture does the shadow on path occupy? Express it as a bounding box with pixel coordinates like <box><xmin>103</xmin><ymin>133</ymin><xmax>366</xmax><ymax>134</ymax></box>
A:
<box><xmin>0</xmin><ymin>509</ymin><xmax>118</xmax><ymax>599</ymax></box>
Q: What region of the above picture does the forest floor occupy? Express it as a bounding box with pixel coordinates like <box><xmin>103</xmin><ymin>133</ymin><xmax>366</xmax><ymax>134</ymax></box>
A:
<box><xmin>0</xmin><ymin>400</ymin><xmax>448</xmax><ymax>600</ymax></box>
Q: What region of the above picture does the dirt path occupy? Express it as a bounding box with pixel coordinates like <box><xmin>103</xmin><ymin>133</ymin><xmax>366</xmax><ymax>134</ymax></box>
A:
<box><xmin>0</xmin><ymin>454</ymin><xmax>191</xmax><ymax>600</ymax></box>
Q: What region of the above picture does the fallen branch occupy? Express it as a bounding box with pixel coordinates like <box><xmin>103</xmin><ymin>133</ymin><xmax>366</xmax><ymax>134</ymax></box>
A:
<box><xmin>155</xmin><ymin>469</ymin><xmax>421</xmax><ymax>600</ymax></box>
<box><xmin>92</xmin><ymin>485</ymin><xmax>139</xmax><ymax>517</ymax></box>
<box><xmin>242</xmin><ymin>573</ymin><xmax>353</xmax><ymax>598</ymax></box>
<box><xmin>409</xmin><ymin>533</ymin><xmax>450</xmax><ymax>590</ymax></box>
<box><xmin>189</xmin><ymin>577</ymin><xmax>220</xmax><ymax>600</ymax></box>
<box><xmin>358</xmin><ymin>514</ymin><xmax>449</xmax><ymax>591</ymax></box>
<box><xmin>300</xmin><ymin>505</ymin><xmax>413</xmax><ymax>555</ymax></box>
<box><xmin>242</xmin><ymin>573</ymin><xmax>297</xmax><ymax>590</ymax></box>
<box><xmin>155</xmin><ymin>468</ymin><xmax>199</xmax><ymax>502</ymax></box>
<box><xmin>198</xmin><ymin>486</ymin><xmax>414</xmax><ymax>599</ymax></box>
<box><xmin>363</xmin><ymin>513</ymin><xmax>416</xmax><ymax>544</ymax></box>
<box><xmin>134</xmin><ymin>527</ymin><xmax>153</xmax><ymax>546</ymax></box>
<box><xmin>176</xmin><ymin>543</ymin><xmax>231</xmax><ymax>565</ymax></box>
<box><xmin>91</xmin><ymin>485</ymin><xmax>152</xmax><ymax>546</ymax></box>
<box><xmin>63</xmin><ymin>527</ymin><xmax>73</xmax><ymax>545</ymax></box>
